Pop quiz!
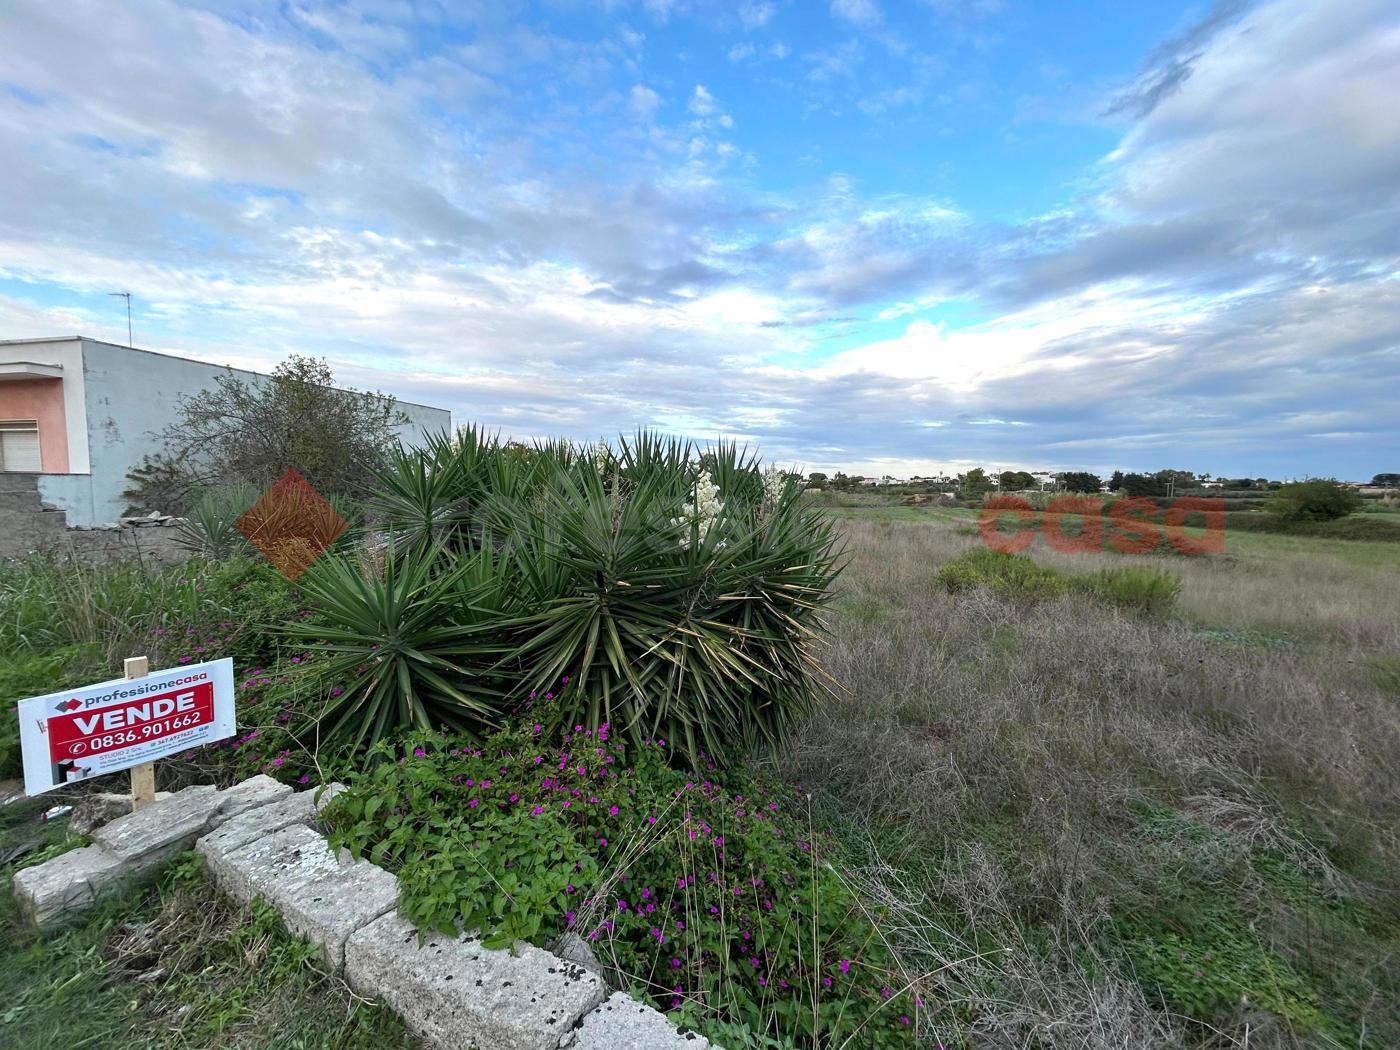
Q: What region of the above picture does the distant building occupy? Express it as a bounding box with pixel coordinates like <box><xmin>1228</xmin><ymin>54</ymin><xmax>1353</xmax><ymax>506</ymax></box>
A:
<box><xmin>0</xmin><ymin>336</ymin><xmax>451</xmax><ymax>526</ymax></box>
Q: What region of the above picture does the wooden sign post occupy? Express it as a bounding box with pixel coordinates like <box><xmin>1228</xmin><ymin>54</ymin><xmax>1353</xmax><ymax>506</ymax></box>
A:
<box><xmin>124</xmin><ymin>655</ymin><xmax>156</xmax><ymax>811</ymax></box>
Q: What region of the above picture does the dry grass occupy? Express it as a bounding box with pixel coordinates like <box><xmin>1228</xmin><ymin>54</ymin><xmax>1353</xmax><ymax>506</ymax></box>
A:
<box><xmin>787</xmin><ymin>513</ymin><xmax>1400</xmax><ymax>1048</ymax></box>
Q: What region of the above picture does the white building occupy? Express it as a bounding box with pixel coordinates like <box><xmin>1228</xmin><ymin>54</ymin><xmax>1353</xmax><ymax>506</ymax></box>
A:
<box><xmin>0</xmin><ymin>336</ymin><xmax>452</xmax><ymax>526</ymax></box>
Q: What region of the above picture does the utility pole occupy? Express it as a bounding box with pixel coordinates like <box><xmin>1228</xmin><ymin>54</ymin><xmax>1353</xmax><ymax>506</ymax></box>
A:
<box><xmin>108</xmin><ymin>291</ymin><xmax>132</xmax><ymax>346</ymax></box>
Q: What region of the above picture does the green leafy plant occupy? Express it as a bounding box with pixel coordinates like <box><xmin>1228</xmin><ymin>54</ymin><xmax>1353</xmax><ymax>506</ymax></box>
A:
<box><xmin>173</xmin><ymin>482</ymin><xmax>258</xmax><ymax>558</ymax></box>
<box><xmin>295</xmin><ymin>431</ymin><xmax>842</xmax><ymax>766</ymax></box>
<box><xmin>1083</xmin><ymin>566</ymin><xmax>1182</xmax><ymax>615</ymax></box>
<box><xmin>1267</xmin><ymin>478</ymin><xmax>1361</xmax><ymax>523</ymax></box>
<box><xmin>287</xmin><ymin>541</ymin><xmax>514</xmax><ymax>750</ymax></box>
<box><xmin>323</xmin><ymin>721</ymin><xmax>924</xmax><ymax>1048</ymax></box>
<box><xmin>936</xmin><ymin>548</ymin><xmax>1069</xmax><ymax>600</ymax></box>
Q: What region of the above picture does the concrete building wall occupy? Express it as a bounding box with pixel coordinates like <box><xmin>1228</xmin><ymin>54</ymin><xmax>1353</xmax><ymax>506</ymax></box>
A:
<box><xmin>2</xmin><ymin>337</ymin><xmax>452</xmax><ymax>526</ymax></box>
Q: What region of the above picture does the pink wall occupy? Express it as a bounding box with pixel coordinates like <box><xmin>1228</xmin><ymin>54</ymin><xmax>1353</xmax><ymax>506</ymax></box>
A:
<box><xmin>0</xmin><ymin>378</ymin><xmax>70</xmax><ymax>472</ymax></box>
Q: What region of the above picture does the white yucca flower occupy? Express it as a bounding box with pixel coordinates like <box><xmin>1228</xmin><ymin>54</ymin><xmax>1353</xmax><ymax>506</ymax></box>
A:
<box><xmin>761</xmin><ymin>465</ymin><xmax>787</xmax><ymax>508</ymax></box>
<box><xmin>591</xmin><ymin>439</ymin><xmax>611</xmax><ymax>473</ymax></box>
<box><xmin>675</xmin><ymin>469</ymin><xmax>723</xmax><ymax>550</ymax></box>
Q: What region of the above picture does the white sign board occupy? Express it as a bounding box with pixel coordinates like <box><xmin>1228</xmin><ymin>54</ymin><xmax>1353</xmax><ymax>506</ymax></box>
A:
<box><xmin>18</xmin><ymin>658</ymin><xmax>236</xmax><ymax>797</ymax></box>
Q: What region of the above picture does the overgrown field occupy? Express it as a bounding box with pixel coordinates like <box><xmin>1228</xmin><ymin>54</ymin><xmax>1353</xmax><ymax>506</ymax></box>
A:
<box><xmin>2</xmin><ymin>483</ymin><xmax>1397</xmax><ymax>1049</ymax></box>
<box><xmin>795</xmin><ymin>506</ymin><xmax>1399</xmax><ymax>1047</ymax></box>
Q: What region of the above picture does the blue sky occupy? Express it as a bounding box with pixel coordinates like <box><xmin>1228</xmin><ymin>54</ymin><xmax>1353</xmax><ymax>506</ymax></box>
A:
<box><xmin>1</xmin><ymin>0</ymin><xmax>1397</xmax><ymax>479</ymax></box>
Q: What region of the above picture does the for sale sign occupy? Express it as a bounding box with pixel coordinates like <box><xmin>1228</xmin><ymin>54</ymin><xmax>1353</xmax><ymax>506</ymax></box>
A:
<box><xmin>17</xmin><ymin>658</ymin><xmax>235</xmax><ymax>797</ymax></box>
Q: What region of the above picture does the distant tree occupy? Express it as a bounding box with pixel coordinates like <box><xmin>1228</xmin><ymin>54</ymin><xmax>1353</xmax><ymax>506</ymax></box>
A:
<box><xmin>1372</xmin><ymin>473</ymin><xmax>1400</xmax><ymax>487</ymax></box>
<box><xmin>1268</xmin><ymin>479</ymin><xmax>1361</xmax><ymax>522</ymax></box>
<box><xmin>1108</xmin><ymin>470</ymin><xmax>1125</xmax><ymax>491</ymax></box>
<box><xmin>1059</xmin><ymin>471</ymin><xmax>1103</xmax><ymax>493</ymax></box>
<box><xmin>1152</xmin><ymin>469</ymin><xmax>1197</xmax><ymax>495</ymax></box>
<box><xmin>998</xmin><ymin>470</ymin><xmax>1035</xmax><ymax>491</ymax></box>
<box><xmin>124</xmin><ymin>354</ymin><xmax>409</xmax><ymax>513</ymax></box>
<box><xmin>959</xmin><ymin>468</ymin><xmax>993</xmax><ymax>499</ymax></box>
<box><xmin>806</xmin><ymin>472</ymin><xmax>829</xmax><ymax>490</ymax></box>
<box><xmin>1120</xmin><ymin>472</ymin><xmax>1167</xmax><ymax>498</ymax></box>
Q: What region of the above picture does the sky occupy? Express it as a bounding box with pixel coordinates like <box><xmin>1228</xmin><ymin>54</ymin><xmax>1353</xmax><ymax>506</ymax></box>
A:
<box><xmin>0</xmin><ymin>0</ymin><xmax>1397</xmax><ymax>481</ymax></box>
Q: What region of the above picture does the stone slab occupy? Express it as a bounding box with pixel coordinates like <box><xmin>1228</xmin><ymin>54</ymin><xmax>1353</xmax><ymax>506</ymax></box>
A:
<box><xmin>210</xmin><ymin>822</ymin><xmax>398</xmax><ymax>969</ymax></box>
<box><xmin>13</xmin><ymin>845</ymin><xmax>126</xmax><ymax>927</ymax></box>
<box><xmin>571</xmin><ymin>992</ymin><xmax>711</xmax><ymax>1050</ymax></box>
<box><xmin>196</xmin><ymin>783</ymin><xmax>344</xmax><ymax>860</ymax></box>
<box><xmin>89</xmin><ymin>784</ymin><xmax>222</xmax><ymax>862</ymax></box>
<box><xmin>345</xmin><ymin>911</ymin><xmax>606</xmax><ymax>1050</ymax></box>
<box><xmin>216</xmin><ymin>774</ymin><xmax>292</xmax><ymax>820</ymax></box>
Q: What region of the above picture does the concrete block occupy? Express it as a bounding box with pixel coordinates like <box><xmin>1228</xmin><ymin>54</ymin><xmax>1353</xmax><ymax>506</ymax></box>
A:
<box><xmin>216</xmin><ymin>774</ymin><xmax>292</xmax><ymax>820</ymax></box>
<box><xmin>90</xmin><ymin>784</ymin><xmax>222</xmax><ymax>863</ymax></box>
<box><xmin>550</xmin><ymin>930</ymin><xmax>605</xmax><ymax>978</ymax></box>
<box><xmin>13</xmin><ymin>845</ymin><xmax>126</xmax><ymax>927</ymax></box>
<box><xmin>345</xmin><ymin>912</ymin><xmax>606</xmax><ymax>1050</ymax></box>
<box><xmin>572</xmin><ymin>992</ymin><xmax>711</xmax><ymax>1050</ymax></box>
<box><xmin>210</xmin><ymin>823</ymin><xmax>397</xmax><ymax>969</ymax></box>
<box><xmin>196</xmin><ymin>783</ymin><xmax>344</xmax><ymax>860</ymax></box>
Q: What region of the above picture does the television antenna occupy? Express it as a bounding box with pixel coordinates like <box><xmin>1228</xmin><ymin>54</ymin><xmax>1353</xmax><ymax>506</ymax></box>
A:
<box><xmin>108</xmin><ymin>291</ymin><xmax>132</xmax><ymax>346</ymax></box>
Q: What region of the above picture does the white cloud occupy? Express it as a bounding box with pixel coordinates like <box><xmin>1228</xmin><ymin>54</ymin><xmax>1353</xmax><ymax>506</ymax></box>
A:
<box><xmin>830</xmin><ymin>0</ymin><xmax>882</xmax><ymax>27</ymax></box>
<box><xmin>0</xmin><ymin>0</ymin><xmax>1395</xmax><ymax>480</ymax></box>
<box><xmin>738</xmin><ymin>2</ymin><xmax>777</xmax><ymax>30</ymax></box>
<box><xmin>688</xmin><ymin>84</ymin><xmax>719</xmax><ymax>117</ymax></box>
<box><xmin>628</xmin><ymin>84</ymin><xmax>662</xmax><ymax>121</ymax></box>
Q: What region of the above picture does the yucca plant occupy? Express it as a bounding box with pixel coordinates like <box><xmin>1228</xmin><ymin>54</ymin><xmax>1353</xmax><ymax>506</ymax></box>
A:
<box><xmin>173</xmin><ymin>482</ymin><xmax>259</xmax><ymax>558</ymax></box>
<box><xmin>295</xmin><ymin>431</ymin><xmax>842</xmax><ymax>766</ymax></box>
<box><xmin>287</xmin><ymin>539</ymin><xmax>517</xmax><ymax>750</ymax></box>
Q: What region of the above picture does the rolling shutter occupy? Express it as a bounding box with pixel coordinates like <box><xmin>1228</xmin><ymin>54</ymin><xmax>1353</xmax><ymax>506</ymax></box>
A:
<box><xmin>0</xmin><ymin>421</ymin><xmax>41</xmax><ymax>473</ymax></box>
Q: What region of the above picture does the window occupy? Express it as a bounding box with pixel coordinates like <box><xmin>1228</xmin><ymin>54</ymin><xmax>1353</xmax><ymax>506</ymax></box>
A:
<box><xmin>0</xmin><ymin>420</ymin><xmax>41</xmax><ymax>473</ymax></box>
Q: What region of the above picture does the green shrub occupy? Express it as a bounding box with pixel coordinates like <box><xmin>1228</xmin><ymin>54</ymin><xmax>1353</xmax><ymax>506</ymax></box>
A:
<box><xmin>323</xmin><ymin>719</ymin><xmax>922</xmax><ymax>1048</ymax></box>
<box><xmin>1268</xmin><ymin>478</ymin><xmax>1361</xmax><ymax>523</ymax></box>
<box><xmin>937</xmin><ymin>550</ymin><xmax>1182</xmax><ymax>615</ymax></box>
<box><xmin>1082</xmin><ymin>567</ymin><xmax>1182</xmax><ymax>615</ymax></box>
<box><xmin>1223</xmin><ymin>511</ymin><xmax>1400</xmax><ymax>541</ymax></box>
<box><xmin>294</xmin><ymin>431</ymin><xmax>842</xmax><ymax>767</ymax></box>
<box><xmin>287</xmin><ymin>541</ymin><xmax>515</xmax><ymax>749</ymax></box>
<box><xmin>173</xmin><ymin>482</ymin><xmax>259</xmax><ymax>558</ymax></box>
<box><xmin>936</xmin><ymin>548</ymin><xmax>1069</xmax><ymax>599</ymax></box>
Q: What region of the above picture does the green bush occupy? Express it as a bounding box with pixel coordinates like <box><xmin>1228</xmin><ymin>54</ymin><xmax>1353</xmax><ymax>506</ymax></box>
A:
<box><xmin>937</xmin><ymin>550</ymin><xmax>1182</xmax><ymax>615</ymax></box>
<box><xmin>936</xmin><ymin>548</ymin><xmax>1069</xmax><ymax>599</ymax></box>
<box><xmin>323</xmin><ymin>720</ymin><xmax>921</xmax><ymax>1048</ymax></box>
<box><xmin>1268</xmin><ymin>479</ymin><xmax>1361</xmax><ymax>523</ymax></box>
<box><xmin>1223</xmin><ymin>511</ymin><xmax>1400</xmax><ymax>541</ymax></box>
<box><xmin>1082</xmin><ymin>566</ymin><xmax>1182</xmax><ymax>615</ymax></box>
<box><xmin>173</xmin><ymin>482</ymin><xmax>260</xmax><ymax>558</ymax></box>
<box><xmin>293</xmin><ymin>431</ymin><xmax>842</xmax><ymax>766</ymax></box>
